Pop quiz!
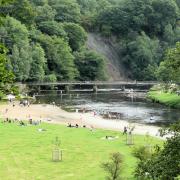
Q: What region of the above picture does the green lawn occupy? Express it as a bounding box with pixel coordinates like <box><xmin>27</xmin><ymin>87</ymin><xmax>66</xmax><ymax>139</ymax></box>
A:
<box><xmin>148</xmin><ymin>91</ymin><xmax>180</xmax><ymax>108</ymax></box>
<box><xmin>0</xmin><ymin>122</ymin><xmax>162</xmax><ymax>180</ymax></box>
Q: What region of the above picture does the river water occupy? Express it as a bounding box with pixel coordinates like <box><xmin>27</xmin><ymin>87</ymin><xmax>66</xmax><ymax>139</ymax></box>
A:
<box><xmin>36</xmin><ymin>92</ymin><xmax>180</xmax><ymax>126</ymax></box>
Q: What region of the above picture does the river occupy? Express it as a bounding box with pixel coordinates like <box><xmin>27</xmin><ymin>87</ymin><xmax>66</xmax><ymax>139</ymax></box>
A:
<box><xmin>36</xmin><ymin>91</ymin><xmax>180</xmax><ymax>126</ymax></box>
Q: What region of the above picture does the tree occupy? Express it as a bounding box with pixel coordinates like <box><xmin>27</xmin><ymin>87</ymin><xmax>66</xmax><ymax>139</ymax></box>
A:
<box><xmin>35</xmin><ymin>3</ymin><xmax>56</xmax><ymax>23</ymax></box>
<box><xmin>0</xmin><ymin>16</ymin><xmax>33</xmax><ymax>81</ymax></box>
<box><xmin>63</xmin><ymin>22</ymin><xmax>87</xmax><ymax>51</ymax></box>
<box><xmin>134</xmin><ymin>121</ymin><xmax>180</xmax><ymax>179</ymax></box>
<box><xmin>0</xmin><ymin>44</ymin><xmax>14</xmax><ymax>97</ymax></box>
<box><xmin>10</xmin><ymin>45</ymin><xmax>32</xmax><ymax>81</ymax></box>
<box><xmin>156</xmin><ymin>42</ymin><xmax>180</xmax><ymax>82</ymax></box>
<box><xmin>34</xmin><ymin>33</ymin><xmax>78</xmax><ymax>80</ymax></box>
<box><xmin>49</xmin><ymin>0</ymin><xmax>81</xmax><ymax>23</ymax></box>
<box><xmin>9</xmin><ymin>0</ymin><xmax>37</xmax><ymax>26</ymax></box>
<box><xmin>74</xmin><ymin>50</ymin><xmax>107</xmax><ymax>80</ymax></box>
<box><xmin>147</xmin><ymin>0</ymin><xmax>179</xmax><ymax>36</ymax></box>
<box><xmin>38</xmin><ymin>21</ymin><xmax>67</xmax><ymax>39</ymax></box>
<box><xmin>0</xmin><ymin>16</ymin><xmax>29</xmax><ymax>49</ymax></box>
<box><xmin>29</xmin><ymin>43</ymin><xmax>46</xmax><ymax>82</ymax></box>
<box><xmin>122</xmin><ymin>32</ymin><xmax>161</xmax><ymax>80</ymax></box>
<box><xmin>101</xmin><ymin>152</ymin><xmax>123</xmax><ymax>180</ymax></box>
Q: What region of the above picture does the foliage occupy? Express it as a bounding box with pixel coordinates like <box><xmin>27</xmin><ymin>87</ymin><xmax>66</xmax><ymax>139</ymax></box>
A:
<box><xmin>63</xmin><ymin>22</ymin><xmax>87</xmax><ymax>51</ymax></box>
<box><xmin>35</xmin><ymin>3</ymin><xmax>56</xmax><ymax>23</ymax></box>
<box><xmin>156</xmin><ymin>42</ymin><xmax>180</xmax><ymax>82</ymax></box>
<box><xmin>43</xmin><ymin>74</ymin><xmax>57</xmax><ymax>82</ymax></box>
<box><xmin>0</xmin><ymin>0</ymin><xmax>108</xmax><ymax>82</ymax></box>
<box><xmin>134</xmin><ymin>121</ymin><xmax>180</xmax><ymax>179</ymax></box>
<box><xmin>95</xmin><ymin>0</ymin><xmax>179</xmax><ymax>80</ymax></box>
<box><xmin>74</xmin><ymin>50</ymin><xmax>107</xmax><ymax>80</ymax></box>
<box><xmin>37</xmin><ymin>21</ymin><xmax>67</xmax><ymax>38</ymax></box>
<box><xmin>9</xmin><ymin>0</ymin><xmax>37</xmax><ymax>26</ymax></box>
<box><xmin>49</xmin><ymin>0</ymin><xmax>81</xmax><ymax>23</ymax></box>
<box><xmin>0</xmin><ymin>44</ymin><xmax>14</xmax><ymax>97</ymax></box>
<box><xmin>0</xmin><ymin>0</ymin><xmax>179</xmax><ymax>82</ymax></box>
<box><xmin>29</xmin><ymin>43</ymin><xmax>46</xmax><ymax>82</ymax></box>
<box><xmin>122</xmin><ymin>32</ymin><xmax>161</xmax><ymax>80</ymax></box>
<box><xmin>101</xmin><ymin>152</ymin><xmax>123</xmax><ymax>180</ymax></box>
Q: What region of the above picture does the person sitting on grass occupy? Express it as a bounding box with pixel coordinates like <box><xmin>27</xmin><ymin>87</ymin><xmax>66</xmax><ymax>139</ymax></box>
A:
<box><xmin>19</xmin><ymin>120</ymin><xmax>26</xmax><ymax>126</ymax></box>
<box><xmin>67</xmin><ymin>123</ymin><xmax>72</xmax><ymax>127</ymax></box>
<box><xmin>104</xmin><ymin>136</ymin><xmax>119</xmax><ymax>140</ymax></box>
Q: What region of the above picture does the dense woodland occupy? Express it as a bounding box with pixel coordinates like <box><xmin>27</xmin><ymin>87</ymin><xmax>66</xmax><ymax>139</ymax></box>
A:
<box><xmin>0</xmin><ymin>0</ymin><xmax>179</xmax><ymax>82</ymax></box>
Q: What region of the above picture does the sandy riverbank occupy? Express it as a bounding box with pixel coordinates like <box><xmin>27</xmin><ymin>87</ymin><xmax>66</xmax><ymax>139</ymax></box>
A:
<box><xmin>0</xmin><ymin>102</ymin><xmax>162</xmax><ymax>138</ymax></box>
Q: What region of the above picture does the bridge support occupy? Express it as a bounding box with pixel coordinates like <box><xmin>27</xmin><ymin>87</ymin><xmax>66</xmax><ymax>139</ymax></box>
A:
<box><xmin>38</xmin><ymin>86</ymin><xmax>41</xmax><ymax>93</ymax></box>
<box><xmin>93</xmin><ymin>85</ymin><xmax>98</xmax><ymax>93</ymax></box>
<box><xmin>65</xmin><ymin>85</ymin><xmax>70</xmax><ymax>93</ymax></box>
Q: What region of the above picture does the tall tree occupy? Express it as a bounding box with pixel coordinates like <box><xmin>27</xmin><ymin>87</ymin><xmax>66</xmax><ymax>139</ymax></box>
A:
<box><xmin>63</xmin><ymin>22</ymin><xmax>87</xmax><ymax>51</ymax></box>
<box><xmin>74</xmin><ymin>50</ymin><xmax>107</xmax><ymax>80</ymax></box>
<box><xmin>0</xmin><ymin>44</ymin><xmax>14</xmax><ymax>96</ymax></box>
<box><xmin>49</xmin><ymin>0</ymin><xmax>81</xmax><ymax>23</ymax></box>
<box><xmin>35</xmin><ymin>4</ymin><xmax>56</xmax><ymax>23</ymax></box>
<box><xmin>9</xmin><ymin>0</ymin><xmax>37</xmax><ymax>26</ymax></box>
<box><xmin>29</xmin><ymin>43</ymin><xmax>46</xmax><ymax>82</ymax></box>
<box><xmin>0</xmin><ymin>16</ymin><xmax>33</xmax><ymax>81</ymax></box>
<box><xmin>122</xmin><ymin>32</ymin><xmax>161</xmax><ymax>80</ymax></box>
<box><xmin>134</xmin><ymin>121</ymin><xmax>180</xmax><ymax>179</ymax></box>
<box><xmin>156</xmin><ymin>42</ymin><xmax>180</xmax><ymax>82</ymax></box>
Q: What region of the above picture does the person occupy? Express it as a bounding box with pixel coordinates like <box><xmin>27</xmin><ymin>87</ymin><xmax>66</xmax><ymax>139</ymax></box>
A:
<box><xmin>75</xmin><ymin>124</ymin><xmax>79</xmax><ymax>128</ymax></box>
<box><xmin>150</xmin><ymin>116</ymin><xmax>154</xmax><ymax>121</ymax></box>
<box><xmin>123</xmin><ymin>126</ymin><xmax>127</xmax><ymax>135</ymax></box>
<box><xmin>67</xmin><ymin>123</ymin><xmax>72</xmax><ymax>127</ymax></box>
<box><xmin>19</xmin><ymin>120</ymin><xmax>25</xmax><ymax>126</ymax></box>
<box><xmin>5</xmin><ymin>108</ymin><xmax>8</xmax><ymax>113</ymax></box>
<box><xmin>29</xmin><ymin>118</ymin><xmax>32</xmax><ymax>124</ymax></box>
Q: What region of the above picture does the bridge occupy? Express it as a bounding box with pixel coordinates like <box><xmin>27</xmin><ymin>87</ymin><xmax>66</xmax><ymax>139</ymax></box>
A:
<box><xmin>25</xmin><ymin>81</ymin><xmax>158</xmax><ymax>93</ymax></box>
<box><xmin>27</xmin><ymin>81</ymin><xmax>158</xmax><ymax>86</ymax></box>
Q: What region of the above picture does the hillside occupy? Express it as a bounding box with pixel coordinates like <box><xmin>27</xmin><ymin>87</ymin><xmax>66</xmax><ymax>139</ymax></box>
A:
<box><xmin>87</xmin><ymin>33</ymin><xmax>129</xmax><ymax>81</ymax></box>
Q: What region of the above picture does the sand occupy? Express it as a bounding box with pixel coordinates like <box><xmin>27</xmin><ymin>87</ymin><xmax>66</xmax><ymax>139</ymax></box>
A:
<box><xmin>0</xmin><ymin>102</ymin><xmax>162</xmax><ymax>138</ymax></box>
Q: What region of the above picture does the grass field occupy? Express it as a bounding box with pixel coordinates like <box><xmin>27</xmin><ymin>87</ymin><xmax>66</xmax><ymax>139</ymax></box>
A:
<box><xmin>148</xmin><ymin>91</ymin><xmax>180</xmax><ymax>109</ymax></box>
<box><xmin>0</xmin><ymin>122</ymin><xmax>162</xmax><ymax>180</ymax></box>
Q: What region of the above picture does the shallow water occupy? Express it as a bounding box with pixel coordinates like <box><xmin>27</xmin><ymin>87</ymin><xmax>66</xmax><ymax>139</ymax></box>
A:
<box><xmin>36</xmin><ymin>92</ymin><xmax>180</xmax><ymax>126</ymax></box>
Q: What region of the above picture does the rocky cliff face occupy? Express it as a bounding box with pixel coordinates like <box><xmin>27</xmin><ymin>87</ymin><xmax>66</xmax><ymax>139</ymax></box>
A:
<box><xmin>87</xmin><ymin>33</ymin><xmax>129</xmax><ymax>81</ymax></box>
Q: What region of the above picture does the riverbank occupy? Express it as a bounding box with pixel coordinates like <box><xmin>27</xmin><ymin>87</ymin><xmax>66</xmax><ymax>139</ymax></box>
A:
<box><xmin>0</xmin><ymin>102</ymin><xmax>162</xmax><ymax>138</ymax></box>
<box><xmin>148</xmin><ymin>91</ymin><xmax>180</xmax><ymax>109</ymax></box>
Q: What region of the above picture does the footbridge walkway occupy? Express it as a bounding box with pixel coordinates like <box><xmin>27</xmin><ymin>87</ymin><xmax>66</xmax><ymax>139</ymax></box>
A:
<box><xmin>25</xmin><ymin>81</ymin><xmax>159</xmax><ymax>93</ymax></box>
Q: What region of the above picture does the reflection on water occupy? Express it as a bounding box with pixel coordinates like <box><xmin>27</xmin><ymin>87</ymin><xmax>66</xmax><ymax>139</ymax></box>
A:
<box><xmin>36</xmin><ymin>92</ymin><xmax>180</xmax><ymax>126</ymax></box>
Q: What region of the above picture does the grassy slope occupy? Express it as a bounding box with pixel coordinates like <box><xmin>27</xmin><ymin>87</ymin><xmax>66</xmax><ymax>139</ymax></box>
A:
<box><xmin>0</xmin><ymin>123</ymin><xmax>162</xmax><ymax>180</ymax></box>
<box><xmin>148</xmin><ymin>91</ymin><xmax>180</xmax><ymax>109</ymax></box>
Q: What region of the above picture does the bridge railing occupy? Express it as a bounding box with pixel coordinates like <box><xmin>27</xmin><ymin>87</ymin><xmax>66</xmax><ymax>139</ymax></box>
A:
<box><xmin>24</xmin><ymin>80</ymin><xmax>159</xmax><ymax>86</ymax></box>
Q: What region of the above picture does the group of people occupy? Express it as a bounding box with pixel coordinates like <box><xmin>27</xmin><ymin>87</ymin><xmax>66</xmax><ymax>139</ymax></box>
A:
<box><xmin>67</xmin><ymin>123</ymin><xmax>86</xmax><ymax>128</ymax></box>
<box><xmin>67</xmin><ymin>123</ymin><xmax>95</xmax><ymax>131</ymax></box>
<box><xmin>123</xmin><ymin>126</ymin><xmax>135</xmax><ymax>135</ymax></box>
<box><xmin>19</xmin><ymin>100</ymin><xmax>30</xmax><ymax>107</ymax></box>
<box><xmin>28</xmin><ymin>118</ymin><xmax>41</xmax><ymax>125</ymax></box>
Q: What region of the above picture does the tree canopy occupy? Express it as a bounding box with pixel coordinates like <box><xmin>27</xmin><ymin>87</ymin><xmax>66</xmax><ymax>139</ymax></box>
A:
<box><xmin>0</xmin><ymin>0</ymin><xmax>179</xmax><ymax>82</ymax></box>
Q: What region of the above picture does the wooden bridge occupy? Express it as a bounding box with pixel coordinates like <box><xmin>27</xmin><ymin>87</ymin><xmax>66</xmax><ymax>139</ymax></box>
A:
<box><xmin>27</xmin><ymin>81</ymin><xmax>158</xmax><ymax>86</ymax></box>
<box><xmin>25</xmin><ymin>81</ymin><xmax>158</xmax><ymax>93</ymax></box>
